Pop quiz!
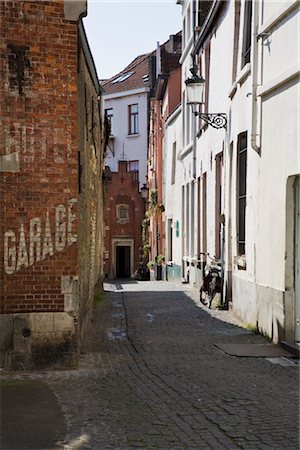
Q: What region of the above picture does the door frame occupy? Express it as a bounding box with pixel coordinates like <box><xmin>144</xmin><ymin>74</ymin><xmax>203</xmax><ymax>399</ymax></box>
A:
<box><xmin>112</xmin><ymin>238</ymin><xmax>134</xmax><ymax>279</ymax></box>
<box><xmin>285</xmin><ymin>175</ymin><xmax>300</xmax><ymax>342</ymax></box>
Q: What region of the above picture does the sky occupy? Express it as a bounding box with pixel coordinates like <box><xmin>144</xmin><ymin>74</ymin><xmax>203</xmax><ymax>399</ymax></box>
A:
<box><xmin>83</xmin><ymin>0</ymin><xmax>182</xmax><ymax>80</ymax></box>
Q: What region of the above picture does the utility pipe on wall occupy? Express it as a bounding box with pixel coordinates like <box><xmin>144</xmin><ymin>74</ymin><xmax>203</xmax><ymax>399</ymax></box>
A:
<box><xmin>251</xmin><ymin>0</ymin><xmax>262</xmax><ymax>154</ymax></box>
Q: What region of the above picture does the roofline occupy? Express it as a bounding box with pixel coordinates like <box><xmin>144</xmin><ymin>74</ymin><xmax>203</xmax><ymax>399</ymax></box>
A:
<box><xmin>103</xmin><ymin>54</ymin><xmax>149</xmax><ymax>85</ymax></box>
<box><xmin>193</xmin><ymin>1</ymin><xmax>225</xmax><ymax>56</ymax></box>
<box><xmin>78</xmin><ymin>20</ymin><xmax>102</xmax><ymax>94</ymax></box>
<box><xmin>103</xmin><ymin>86</ymin><xmax>150</xmax><ymax>100</ymax></box>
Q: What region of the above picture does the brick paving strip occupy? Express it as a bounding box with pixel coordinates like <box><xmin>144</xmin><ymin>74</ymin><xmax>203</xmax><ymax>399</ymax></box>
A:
<box><xmin>1</xmin><ymin>280</ymin><xmax>299</xmax><ymax>450</ymax></box>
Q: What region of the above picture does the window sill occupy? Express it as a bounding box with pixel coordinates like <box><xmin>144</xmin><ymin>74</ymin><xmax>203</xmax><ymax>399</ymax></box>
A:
<box><xmin>228</xmin><ymin>81</ymin><xmax>237</xmax><ymax>99</ymax></box>
<box><xmin>127</xmin><ymin>133</ymin><xmax>140</xmax><ymax>138</ymax></box>
<box><xmin>196</xmin><ymin>120</ymin><xmax>208</xmax><ymax>138</ymax></box>
<box><xmin>234</xmin><ymin>255</ymin><xmax>247</xmax><ymax>270</ymax></box>
<box><xmin>235</xmin><ymin>63</ymin><xmax>251</xmax><ymax>87</ymax></box>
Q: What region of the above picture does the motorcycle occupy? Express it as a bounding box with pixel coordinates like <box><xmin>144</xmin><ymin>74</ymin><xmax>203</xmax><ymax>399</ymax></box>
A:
<box><xmin>199</xmin><ymin>254</ymin><xmax>223</xmax><ymax>309</ymax></box>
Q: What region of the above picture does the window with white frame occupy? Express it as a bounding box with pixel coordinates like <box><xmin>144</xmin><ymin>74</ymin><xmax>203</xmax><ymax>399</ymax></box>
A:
<box><xmin>237</xmin><ymin>132</ymin><xmax>247</xmax><ymax>255</ymax></box>
<box><xmin>105</xmin><ymin>108</ymin><xmax>113</xmax><ymax>135</ymax></box>
<box><xmin>241</xmin><ymin>0</ymin><xmax>252</xmax><ymax>67</ymax></box>
<box><xmin>171</xmin><ymin>142</ymin><xmax>176</xmax><ymax>185</ymax></box>
<box><xmin>128</xmin><ymin>104</ymin><xmax>139</xmax><ymax>135</ymax></box>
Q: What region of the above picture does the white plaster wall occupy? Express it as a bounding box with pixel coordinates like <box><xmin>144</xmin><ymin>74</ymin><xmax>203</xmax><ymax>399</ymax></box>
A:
<box><xmin>261</xmin><ymin>5</ymin><xmax>299</xmax><ymax>85</ymax></box>
<box><xmin>104</xmin><ymin>91</ymin><xmax>149</xmax><ymax>188</ymax></box>
<box><xmin>163</xmin><ymin>107</ymin><xmax>183</xmax><ymax>267</ymax></box>
<box><xmin>257</xmin><ymin>78</ymin><xmax>300</xmax><ymax>290</ymax></box>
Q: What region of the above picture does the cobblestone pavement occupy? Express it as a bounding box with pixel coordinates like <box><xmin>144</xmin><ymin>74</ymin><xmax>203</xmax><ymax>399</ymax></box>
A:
<box><xmin>2</xmin><ymin>280</ymin><xmax>299</xmax><ymax>449</ymax></box>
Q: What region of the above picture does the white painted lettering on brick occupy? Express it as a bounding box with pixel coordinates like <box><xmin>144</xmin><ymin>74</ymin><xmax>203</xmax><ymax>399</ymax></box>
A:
<box><xmin>29</xmin><ymin>217</ymin><xmax>41</xmax><ymax>265</ymax></box>
<box><xmin>4</xmin><ymin>231</ymin><xmax>16</xmax><ymax>274</ymax></box>
<box><xmin>42</xmin><ymin>211</ymin><xmax>54</xmax><ymax>260</ymax></box>
<box><xmin>68</xmin><ymin>198</ymin><xmax>77</xmax><ymax>245</ymax></box>
<box><xmin>16</xmin><ymin>224</ymin><xmax>29</xmax><ymax>271</ymax></box>
<box><xmin>55</xmin><ymin>205</ymin><xmax>66</xmax><ymax>251</ymax></box>
<box><xmin>3</xmin><ymin>198</ymin><xmax>77</xmax><ymax>275</ymax></box>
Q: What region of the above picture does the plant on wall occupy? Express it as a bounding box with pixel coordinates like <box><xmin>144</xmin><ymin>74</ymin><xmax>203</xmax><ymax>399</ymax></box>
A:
<box><xmin>142</xmin><ymin>217</ymin><xmax>150</xmax><ymax>257</ymax></box>
<box><xmin>146</xmin><ymin>188</ymin><xmax>165</xmax><ymax>218</ymax></box>
<box><xmin>156</xmin><ymin>254</ymin><xmax>165</xmax><ymax>266</ymax></box>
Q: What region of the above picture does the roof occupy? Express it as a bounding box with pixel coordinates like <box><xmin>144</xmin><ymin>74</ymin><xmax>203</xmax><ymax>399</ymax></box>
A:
<box><xmin>102</xmin><ymin>32</ymin><xmax>182</xmax><ymax>97</ymax></box>
<box><xmin>102</xmin><ymin>54</ymin><xmax>150</xmax><ymax>96</ymax></box>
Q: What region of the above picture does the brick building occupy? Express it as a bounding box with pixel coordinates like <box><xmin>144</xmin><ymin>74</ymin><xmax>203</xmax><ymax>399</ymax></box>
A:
<box><xmin>102</xmin><ymin>35</ymin><xmax>181</xmax><ymax>279</ymax></box>
<box><xmin>147</xmin><ymin>34</ymin><xmax>182</xmax><ymax>269</ymax></box>
<box><xmin>0</xmin><ymin>0</ymin><xmax>106</xmax><ymax>370</ymax></box>
<box><xmin>103</xmin><ymin>161</ymin><xmax>145</xmax><ymax>279</ymax></box>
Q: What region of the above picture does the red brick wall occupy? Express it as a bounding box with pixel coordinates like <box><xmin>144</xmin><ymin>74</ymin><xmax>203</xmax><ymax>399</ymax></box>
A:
<box><xmin>0</xmin><ymin>1</ymin><xmax>79</xmax><ymax>314</ymax></box>
<box><xmin>104</xmin><ymin>162</ymin><xmax>145</xmax><ymax>278</ymax></box>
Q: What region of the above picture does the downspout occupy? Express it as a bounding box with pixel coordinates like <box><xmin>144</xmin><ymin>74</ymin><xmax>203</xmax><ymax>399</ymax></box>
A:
<box><xmin>251</xmin><ymin>0</ymin><xmax>261</xmax><ymax>155</ymax></box>
<box><xmin>192</xmin><ymin>0</ymin><xmax>197</xmax><ymax>180</ymax></box>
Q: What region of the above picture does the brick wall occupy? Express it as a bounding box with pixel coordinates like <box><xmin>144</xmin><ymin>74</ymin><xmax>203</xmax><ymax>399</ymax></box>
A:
<box><xmin>104</xmin><ymin>161</ymin><xmax>145</xmax><ymax>279</ymax></box>
<box><xmin>0</xmin><ymin>1</ymin><xmax>104</xmax><ymax>369</ymax></box>
<box><xmin>77</xmin><ymin>32</ymin><xmax>104</xmax><ymax>348</ymax></box>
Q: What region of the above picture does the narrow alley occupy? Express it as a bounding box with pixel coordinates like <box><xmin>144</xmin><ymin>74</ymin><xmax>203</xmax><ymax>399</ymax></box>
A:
<box><xmin>1</xmin><ymin>281</ymin><xmax>299</xmax><ymax>450</ymax></box>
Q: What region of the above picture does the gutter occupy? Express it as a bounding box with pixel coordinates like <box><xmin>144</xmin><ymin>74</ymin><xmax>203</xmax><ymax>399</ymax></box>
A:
<box><xmin>192</xmin><ymin>0</ymin><xmax>224</xmax><ymax>56</ymax></box>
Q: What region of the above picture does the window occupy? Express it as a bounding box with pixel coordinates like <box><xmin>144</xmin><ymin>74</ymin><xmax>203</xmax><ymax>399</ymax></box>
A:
<box><xmin>232</xmin><ymin>0</ymin><xmax>241</xmax><ymax>82</ymax></box>
<box><xmin>215</xmin><ymin>153</ymin><xmax>223</xmax><ymax>258</ymax></box>
<box><xmin>241</xmin><ymin>0</ymin><xmax>252</xmax><ymax>67</ymax></box>
<box><xmin>111</xmin><ymin>72</ymin><xmax>134</xmax><ymax>84</ymax></box>
<box><xmin>116</xmin><ymin>204</ymin><xmax>129</xmax><ymax>224</ymax></box>
<box><xmin>167</xmin><ymin>219</ymin><xmax>173</xmax><ymax>261</ymax></box>
<box><xmin>128</xmin><ymin>104</ymin><xmax>139</xmax><ymax>135</ymax></box>
<box><xmin>202</xmin><ymin>173</ymin><xmax>207</xmax><ymax>256</ymax></box>
<box><xmin>197</xmin><ymin>177</ymin><xmax>201</xmax><ymax>257</ymax></box>
<box><xmin>105</xmin><ymin>108</ymin><xmax>113</xmax><ymax>135</ymax></box>
<box><xmin>128</xmin><ymin>160</ymin><xmax>139</xmax><ymax>181</ymax></box>
<box><xmin>128</xmin><ymin>160</ymin><xmax>139</xmax><ymax>172</ymax></box>
<box><xmin>171</xmin><ymin>142</ymin><xmax>176</xmax><ymax>185</ymax></box>
<box><xmin>204</xmin><ymin>42</ymin><xmax>211</xmax><ymax>114</ymax></box>
<box><xmin>237</xmin><ymin>132</ymin><xmax>247</xmax><ymax>255</ymax></box>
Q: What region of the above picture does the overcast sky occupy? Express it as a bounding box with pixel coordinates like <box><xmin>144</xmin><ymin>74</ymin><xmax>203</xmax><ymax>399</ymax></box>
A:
<box><xmin>83</xmin><ymin>0</ymin><xmax>182</xmax><ymax>80</ymax></box>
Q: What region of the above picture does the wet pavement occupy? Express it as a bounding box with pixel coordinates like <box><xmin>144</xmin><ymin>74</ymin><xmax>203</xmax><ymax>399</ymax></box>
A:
<box><xmin>1</xmin><ymin>280</ymin><xmax>299</xmax><ymax>449</ymax></box>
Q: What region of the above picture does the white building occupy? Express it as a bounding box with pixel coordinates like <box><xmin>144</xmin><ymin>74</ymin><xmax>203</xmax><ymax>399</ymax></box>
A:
<box><xmin>102</xmin><ymin>55</ymin><xmax>151</xmax><ymax>189</ymax></box>
<box><xmin>161</xmin><ymin>68</ymin><xmax>184</xmax><ymax>281</ymax></box>
<box><xmin>174</xmin><ymin>0</ymin><xmax>300</xmax><ymax>346</ymax></box>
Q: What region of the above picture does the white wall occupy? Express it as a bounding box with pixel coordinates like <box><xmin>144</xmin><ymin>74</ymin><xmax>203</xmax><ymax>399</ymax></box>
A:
<box><xmin>163</xmin><ymin>105</ymin><xmax>183</xmax><ymax>269</ymax></box>
<box><xmin>104</xmin><ymin>90</ymin><xmax>149</xmax><ymax>188</ymax></box>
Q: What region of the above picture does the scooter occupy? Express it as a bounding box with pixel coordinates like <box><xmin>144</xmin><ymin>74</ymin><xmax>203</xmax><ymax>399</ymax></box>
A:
<box><xmin>199</xmin><ymin>255</ymin><xmax>223</xmax><ymax>308</ymax></box>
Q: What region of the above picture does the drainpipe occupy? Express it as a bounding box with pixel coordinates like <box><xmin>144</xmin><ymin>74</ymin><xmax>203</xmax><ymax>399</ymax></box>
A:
<box><xmin>251</xmin><ymin>0</ymin><xmax>261</xmax><ymax>155</ymax></box>
<box><xmin>192</xmin><ymin>0</ymin><xmax>197</xmax><ymax>180</ymax></box>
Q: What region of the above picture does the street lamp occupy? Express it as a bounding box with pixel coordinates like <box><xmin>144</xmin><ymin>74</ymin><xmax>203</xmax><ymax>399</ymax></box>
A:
<box><xmin>185</xmin><ymin>65</ymin><xmax>227</xmax><ymax>130</ymax></box>
<box><xmin>141</xmin><ymin>183</ymin><xmax>148</xmax><ymax>200</ymax></box>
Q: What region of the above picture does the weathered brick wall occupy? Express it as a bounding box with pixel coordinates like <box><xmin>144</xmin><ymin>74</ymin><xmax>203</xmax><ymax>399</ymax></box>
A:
<box><xmin>104</xmin><ymin>162</ymin><xmax>145</xmax><ymax>278</ymax></box>
<box><xmin>0</xmin><ymin>0</ymin><xmax>103</xmax><ymax>369</ymax></box>
<box><xmin>77</xmin><ymin>37</ymin><xmax>104</xmax><ymax>348</ymax></box>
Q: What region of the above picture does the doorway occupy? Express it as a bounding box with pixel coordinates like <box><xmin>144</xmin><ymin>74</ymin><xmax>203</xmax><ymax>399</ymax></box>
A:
<box><xmin>116</xmin><ymin>246</ymin><xmax>131</xmax><ymax>278</ymax></box>
<box><xmin>295</xmin><ymin>177</ymin><xmax>300</xmax><ymax>341</ymax></box>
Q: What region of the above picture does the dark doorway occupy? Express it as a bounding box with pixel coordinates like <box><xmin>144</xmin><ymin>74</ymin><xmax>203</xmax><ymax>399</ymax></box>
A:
<box><xmin>116</xmin><ymin>246</ymin><xmax>131</xmax><ymax>278</ymax></box>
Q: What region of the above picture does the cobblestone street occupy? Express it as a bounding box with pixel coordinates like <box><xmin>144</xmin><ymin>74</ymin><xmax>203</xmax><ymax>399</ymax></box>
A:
<box><xmin>2</xmin><ymin>280</ymin><xmax>299</xmax><ymax>449</ymax></box>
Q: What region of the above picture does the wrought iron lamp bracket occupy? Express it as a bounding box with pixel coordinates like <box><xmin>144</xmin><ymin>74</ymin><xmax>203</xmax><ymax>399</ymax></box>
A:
<box><xmin>195</xmin><ymin>112</ymin><xmax>227</xmax><ymax>130</ymax></box>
